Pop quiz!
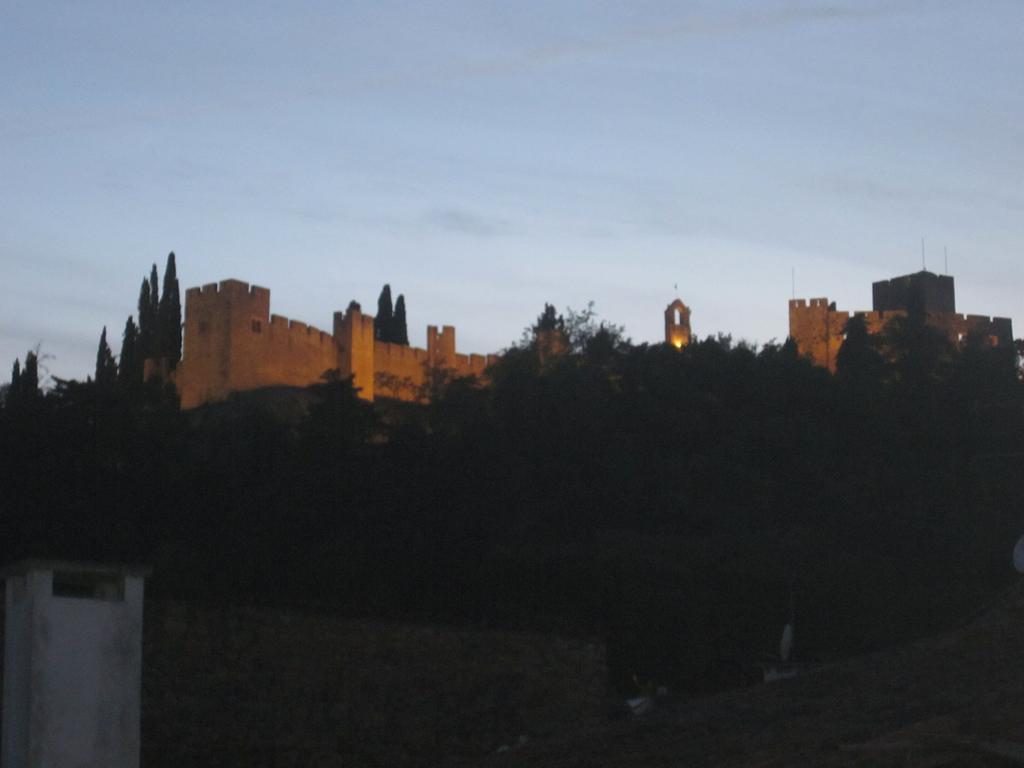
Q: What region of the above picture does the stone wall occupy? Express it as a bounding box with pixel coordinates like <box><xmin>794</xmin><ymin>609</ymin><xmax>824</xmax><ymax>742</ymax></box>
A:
<box><xmin>175</xmin><ymin>280</ymin><xmax>340</xmax><ymax>409</ymax></box>
<box><xmin>788</xmin><ymin>298</ymin><xmax>849</xmax><ymax>372</ymax></box>
<box><xmin>788</xmin><ymin>297</ymin><xmax>1013</xmax><ymax>372</ymax></box>
<box><xmin>172</xmin><ymin>280</ymin><xmax>499</xmax><ymax>408</ymax></box>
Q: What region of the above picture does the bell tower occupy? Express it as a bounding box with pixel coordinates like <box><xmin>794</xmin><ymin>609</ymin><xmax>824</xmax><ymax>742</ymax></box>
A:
<box><xmin>665</xmin><ymin>298</ymin><xmax>691</xmax><ymax>349</ymax></box>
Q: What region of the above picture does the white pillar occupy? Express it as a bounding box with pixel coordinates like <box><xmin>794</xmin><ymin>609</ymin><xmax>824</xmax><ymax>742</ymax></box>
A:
<box><xmin>2</xmin><ymin>561</ymin><xmax>149</xmax><ymax>768</ymax></box>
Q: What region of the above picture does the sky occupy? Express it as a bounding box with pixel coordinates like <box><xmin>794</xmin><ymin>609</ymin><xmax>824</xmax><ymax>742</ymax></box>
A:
<box><xmin>2</xmin><ymin>0</ymin><xmax>1022</xmax><ymax>382</ymax></box>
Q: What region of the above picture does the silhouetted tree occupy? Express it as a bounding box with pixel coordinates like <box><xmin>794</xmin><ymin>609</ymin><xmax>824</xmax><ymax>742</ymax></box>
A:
<box><xmin>158</xmin><ymin>252</ymin><xmax>182</xmax><ymax>367</ymax></box>
<box><xmin>302</xmin><ymin>371</ymin><xmax>375</xmax><ymax>468</ymax></box>
<box><xmin>6</xmin><ymin>351</ymin><xmax>41</xmax><ymax>409</ymax></box>
<box><xmin>376</xmin><ymin>284</ymin><xmax>394</xmax><ymax>343</ymax></box>
<box><xmin>95</xmin><ymin>327</ymin><xmax>117</xmax><ymax>388</ymax></box>
<box><xmin>880</xmin><ymin>310</ymin><xmax>954</xmax><ymax>393</ymax></box>
<box><xmin>118</xmin><ymin>316</ymin><xmax>140</xmax><ymax>389</ymax></box>
<box><xmin>393</xmin><ymin>294</ymin><xmax>409</xmax><ymax>346</ymax></box>
<box><xmin>137</xmin><ymin>277</ymin><xmax>155</xmax><ymax>362</ymax></box>
<box><xmin>533</xmin><ymin>304</ymin><xmax>563</xmax><ymax>334</ymax></box>
<box><xmin>526</xmin><ymin>303</ymin><xmax>567</xmax><ymax>363</ymax></box>
<box><xmin>836</xmin><ymin>315</ymin><xmax>885</xmax><ymax>384</ymax></box>
<box><xmin>564</xmin><ymin>302</ymin><xmax>625</xmax><ymax>353</ymax></box>
<box><xmin>149</xmin><ymin>263</ymin><xmax>160</xmax><ymax>321</ymax></box>
<box><xmin>21</xmin><ymin>351</ymin><xmax>39</xmax><ymax>395</ymax></box>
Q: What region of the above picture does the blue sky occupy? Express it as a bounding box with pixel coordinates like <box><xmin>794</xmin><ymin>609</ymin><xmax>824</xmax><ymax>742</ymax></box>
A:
<box><xmin>2</xmin><ymin>0</ymin><xmax>1021</xmax><ymax>381</ymax></box>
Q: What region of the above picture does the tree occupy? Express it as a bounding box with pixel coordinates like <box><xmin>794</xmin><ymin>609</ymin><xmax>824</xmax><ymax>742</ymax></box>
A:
<box><xmin>376</xmin><ymin>284</ymin><xmax>394</xmax><ymax>342</ymax></box>
<box><xmin>880</xmin><ymin>310</ymin><xmax>954</xmax><ymax>392</ymax></box>
<box><xmin>564</xmin><ymin>302</ymin><xmax>625</xmax><ymax>354</ymax></box>
<box><xmin>533</xmin><ymin>304</ymin><xmax>564</xmax><ymax>334</ymax></box>
<box><xmin>21</xmin><ymin>351</ymin><xmax>39</xmax><ymax>394</ymax></box>
<box><xmin>158</xmin><ymin>251</ymin><xmax>182</xmax><ymax>367</ymax></box>
<box><xmin>5</xmin><ymin>351</ymin><xmax>41</xmax><ymax>405</ymax></box>
<box><xmin>137</xmin><ymin>277</ymin><xmax>155</xmax><ymax>361</ymax></box>
<box><xmin>836</xmin><ymin>315</ymin><xmax>884</xmax><ymax>384</ymax></box>
<box><xmin>392</xmin><ymin>294</ymin><xmax>409</xmax><ymax>346</ymax></box>
<box><xmin>95</xmin><ymin>327</ymin><xmax>117</xmax><ymax>388</ymax></box>
<box><xmin>118</xmin><ymin>316</ymin><xmax>140</xmax><ymax>388</ymax></box>
<box><xmin>149</xmin><ymin>263</ymin><xmax>160</xmax><ymax>320</ymax></box>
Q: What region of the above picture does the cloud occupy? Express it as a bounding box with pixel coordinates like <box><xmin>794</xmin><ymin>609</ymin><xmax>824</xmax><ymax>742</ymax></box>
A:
<box><xmin>0</xmin><ymin>244</ymin><xmax>110</xmax><ymax>282</ymax></box>
<box><xmin>426</xmin><ymin>208</ymin><xmax>516</xmax><ymax>237</ymax></box>
<box><xmin>389</xmin><ymin>1</ymin><xmax>922</xmax><ymax>84</ymax></box>
<box><xmin>283</xmin><ymin>205</ymin><xmax>343</xmax><ymax>224</ymax></box>
<box><xmin>804</xmin><ymin>171</ymin><xmax>1024</xmax><ymax>214</ymax></box>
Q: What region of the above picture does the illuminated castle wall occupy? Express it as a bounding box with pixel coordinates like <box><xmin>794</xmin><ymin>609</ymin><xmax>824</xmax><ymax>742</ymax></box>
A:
<box><xmin>789</xmin><ymin>271</ymin><xmax>1013</xmax><ymax>371</ymax></box>
<box><xmin>172</xmin><ymin>279</ymin><xmax>498</xmax><ymax>409</ymax></box>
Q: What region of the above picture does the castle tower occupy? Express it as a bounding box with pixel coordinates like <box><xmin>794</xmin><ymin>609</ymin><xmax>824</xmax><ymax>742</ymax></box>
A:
<box><xmin>175</xmin><ymin>279</ymin><xmax>271</xmax><ymax>408</ymax></box>
<box><xmin>665</xmin><ymin>299</ymin><xmax>692</xmax><ymax>349</ymax></box>
<box><xmin>427</xmin><ymin>325</ymin><xmax>456</xmax><ymax>368</ymax></box>
<box><xmin>333</xmin><ymin>302</ymin><xmax>375</xmax><ymax>401</ymax></box>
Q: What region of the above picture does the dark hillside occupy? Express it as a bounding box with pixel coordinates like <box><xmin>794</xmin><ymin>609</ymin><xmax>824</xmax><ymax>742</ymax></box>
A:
<box><xmin>488</xmin><ymin>579</ymin><xmax>1024</xmax><ymax>767</ymax></box>
<box><xmin>1</xmin><ymin>317</ymin><xmax>1022</xmax><ymax>698</ymax></box>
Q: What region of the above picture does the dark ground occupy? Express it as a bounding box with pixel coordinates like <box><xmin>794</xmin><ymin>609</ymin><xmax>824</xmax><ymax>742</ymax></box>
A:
<box><xmin>484</xmin><ymin>579</ymin><xmax>1024</xmax><ymax>767</ymax></box>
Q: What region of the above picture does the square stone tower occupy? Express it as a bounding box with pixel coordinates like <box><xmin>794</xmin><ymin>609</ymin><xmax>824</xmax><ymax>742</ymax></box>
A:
<box><xmin>2</xmin><ymin>561</ymin><xmax>149</xmax><ymax>768</ymax></box>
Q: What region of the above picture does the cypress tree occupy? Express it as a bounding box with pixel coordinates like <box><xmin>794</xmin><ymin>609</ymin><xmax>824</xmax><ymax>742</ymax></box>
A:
<box><xmin>393</xmin><ymin>294</ymin><xmax>409</xmax><ymax>346</ymax></box>
<box><xmin>95</xmin><ymin>327</ymin><xmax>117</xmax><ymax>388</ymax></box>
<box><xmin>138</xmin><ymin>278</ymin><xmax>154</xmax><ymax>360</ymax></box>
<box><xmin>8</xmin><ymin>358</ymin><xmax>21</xmax><ymax>406</ymax></box>
<box><xmin>22</xmin><ymin>351</ymin><xmax>39</xmax><ymax>395</ymax></box>
<box><xmin>149</xmin><ymin>264</ymin><xmax>160</xmax><ymax>316</ymax></box>
<box><xmin>6</xmin><ymin>352</ymin><xmax>39</xmax><ymax>406</ymax></box>
<box><xmin>148</xmin><ymin>263</ymin><xmax>160</xmax><ymax>356</ymax></box>
<box><xmin>118</xmin><ymin>316</ymin><xmax>140</xmax><ymax>388</ymax></box>
<box><xmin>376</xmin><ymin>284</ymin><xmax>394</xmax><ymax>343</ymax></box>
<box><xmin>158</xmin><ymin>251</ymin><xmax>182</xmax><ymax>367</ymax></box>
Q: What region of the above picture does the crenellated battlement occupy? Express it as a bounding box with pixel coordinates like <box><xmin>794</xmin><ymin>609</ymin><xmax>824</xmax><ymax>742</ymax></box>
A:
<box><xmin>188</xmin><ymin>279</ymin><xmax>269</xmax><ymax>300</ymax></box>
<box><xmin>173</xmin><ymin>277</ymin><xmax>501</xmax><ymax>408</ymax></box>
<box><xmin>789</xmin><ymin>272</ymin><xmax>1013</xmax><ymax>371</ymax></box>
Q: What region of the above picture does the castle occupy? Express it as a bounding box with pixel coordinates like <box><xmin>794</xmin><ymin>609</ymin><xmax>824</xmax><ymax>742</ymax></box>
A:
<box><xmin>170</xmin><ymin>279</ymin><xmax>499</xmax><ymax>409</ymax></box>
<box><xmin>166</xmin><ymin>269</ymin><xmax>1016</xmax><ymax>409</ymax></box>
<box><xmin>789</xmin><ymin>270</ymin><xmax>1013</xmax><ymax>371</ymax></box>
<box><xmin>169</xmin><ymin>280</ymin><xmax>697</xmax><ymax>409</ymax></box>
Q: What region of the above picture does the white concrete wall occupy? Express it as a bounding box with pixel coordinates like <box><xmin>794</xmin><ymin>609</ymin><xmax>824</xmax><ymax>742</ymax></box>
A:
<box><xmin>2</xmin><ymin>574</ymin><xmax>32</xmax><ymax>768</ymax></box>
<box><xmin>2</xmin><ymin>564</ymin><xmax>145</xmax><ymax>768</ymax></box>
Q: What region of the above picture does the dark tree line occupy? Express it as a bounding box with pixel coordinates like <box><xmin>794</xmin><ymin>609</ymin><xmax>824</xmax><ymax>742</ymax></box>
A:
<box><xmin>5</xmin><ymin>350</ymin><xmax>41</xmax><ymax>409</ymax></box>
<box><xmin>2</xmin><ymin>296</ymin><xmax>1023</xmax><ymax>695</ymax></box>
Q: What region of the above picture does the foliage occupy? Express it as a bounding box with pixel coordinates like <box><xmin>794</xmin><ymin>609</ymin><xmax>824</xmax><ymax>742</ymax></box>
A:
<box><xmin>1</xmin><ymin>307</ymin><xmax>1021</xmax><ymax>695</ymax></box>
<box><xmin>118</xmin><ymin>316</ymin><xmax>140</xmax><ymax>389</ymax></box>
<box><xmin>392</xmin><ymin>294</ymin><xmax>409</xmax><ymax>346</ymax></box>
<box><xmin>157</xmin><ymin>251</ymin><xmax>182</xmax><ymax>367</ymax></box>
<box><xmin>375</xmin><ymin>284</ymin><xmax>409</xmax><ymax>345</ymax></box>
<box><xmin>376</xmin><ymin>284</ymin><xmax>394</xmax><ymax>342</ymax></box>
<box><xmin>95</xmin><ymin>326</ymin><xmax>117</xmax><ymax>388</ymax></box>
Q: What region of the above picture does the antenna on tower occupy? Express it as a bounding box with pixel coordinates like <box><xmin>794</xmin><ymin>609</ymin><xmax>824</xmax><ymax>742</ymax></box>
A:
<box><xmin>921</xmin><ymin>237</ymin><xmax>926</xmax><ymax>271</ymax></box>
<box><xmin>944</xmin><ymin>246</ymin><xmax>948</xmax><ymax>275</ymax></box>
